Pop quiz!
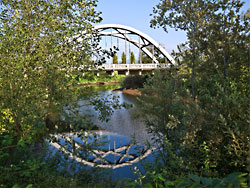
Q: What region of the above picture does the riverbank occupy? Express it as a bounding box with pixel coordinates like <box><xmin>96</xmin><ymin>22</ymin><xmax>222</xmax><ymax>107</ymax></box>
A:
<box><xmin>122</xmin><ymin>89</ymin><xmax>141</xmax><ymax>96</ymax></box>
<box><xmin>78</xmin><ymin>81</ymin><xmax>121</xmax><ymax>86</ymax></box>
<box><xmin>78</xmin><ymin>80</ymin><xmax>142</xmax><ymax>96</ymax></box>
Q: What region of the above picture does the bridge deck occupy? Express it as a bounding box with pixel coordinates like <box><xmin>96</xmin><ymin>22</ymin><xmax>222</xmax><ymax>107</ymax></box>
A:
<box><xmin>100</xmin><ymin>64</ymin><xmax>170</xmax><ymax>71</ymax></box>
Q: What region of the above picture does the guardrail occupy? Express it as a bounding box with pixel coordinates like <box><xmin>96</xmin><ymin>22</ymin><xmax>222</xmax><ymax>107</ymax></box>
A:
<box><xmin>100</xmin><ymin>64</ymin><xmax>170</xmax><ymax>71</ymax></box>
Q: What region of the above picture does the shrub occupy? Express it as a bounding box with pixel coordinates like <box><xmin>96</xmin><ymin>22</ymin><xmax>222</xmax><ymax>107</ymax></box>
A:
<box><xmin>122</xmin><ymin>75</ymin><xmax>149</xmax><ymax>89</ymax></box>
<box><xmin>136</xmin><ymin>70</ymin><xmax>250</xmax><ymax>178</ymax></box>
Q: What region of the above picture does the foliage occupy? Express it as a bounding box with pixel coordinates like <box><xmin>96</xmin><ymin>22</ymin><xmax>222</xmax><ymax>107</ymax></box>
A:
<box><xmin>126</xmin><ymin>168</ymin><xmax>250</xmax><ymax>188</ymax></box>
<box><xmin>135</xmin><ymin>70</ymin><xmax>188</xmax><ymax>177</ymax></box>
<box><xmin>1</xmin><ymin>0</ymin><xmax>249</xmax><ymax>186</ymax></box>
<box><xmin>0</xmin><ymin>0</ymin><xmax>102</xmax><ymax>140</ymax></box>
<box><xmin>112</xmin><ymin>52</ymin><xmax>118</xmax><ymax>64</ymax></box>
<box><xmin>134</xmin><ymin>0</ymin><xmax>250</xmax><ymax>180</ymax></box>
<box><xmin>136</xmin><ymin>68</ymin><xmax>250</xmax><ymax>177</ymax></box>
<box><xmin>142</xmin><ymin>52</ymin><xmax>153</xmax><ymax>64</ymax></box>
<box><xmin>141</xmin><ymin>47</ymin><xmax>166</xmax><ymax>64</ymax></box>
<box><xmin>122</xmin><ymin>75</ymin><xmax>149</xmax><ymax>89</ymax></box>
<box><xmin>76</xmin><ymin>71</ymin><xmax>125</xmax><ymax>83</ymax></box>
<box><xmin>151</xmin><ymin>0</ymin><xmax>250</xmax><ymax>97</ymax></box>
<box><xmin>121</xmin><ymin>52</ymin><xmax>127</xmax><ymax>64</ymax></box>
<box><xmin>0</xmin><ymin>140</ymin><xmax>117</xmax><ymax>188</ymax></box>
<box><xmin>130</xmin><ymin>51</ymin><xmax>135</xmax><ymax>64</ymax></box>
<box><xmin>0</xmin><ymin>0</ymin><xmax>124</xmax><ymax>186</ymax></box>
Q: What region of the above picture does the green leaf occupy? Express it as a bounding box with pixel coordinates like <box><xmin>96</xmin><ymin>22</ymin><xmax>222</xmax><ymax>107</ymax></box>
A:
<box><xmin>200</xmin><ymin>177</ymin><xmax>212</xmax><ymax>186</ymax></box>
<box><xmin>12</xmin><ymin>185</ymin><xmax>21</xmax><ymax>188</ymax></box>
<box><xmin>189</xmin><ymin>174</ymin><xmax>200</xmax><ymax>183</ymax></box>
<box><xmin>190</xmin><ymin>182</ymin><xmax>204</xmax><ymax>188</ymax></box>
<box><xmin>144</xmin><ymin>183</ymin><xmax>154</xmax><ymax>188</ymax></box>
<box><xmin>175</xmin><ymin>178</ymin><xmax>193</xmax><ymax>188</ymax></box>
<box><xmin>210</xmin><ymin>178</ymin><xmax>223</xmax><ymax>187</ymax></box>
<box><xmin>26</xmin><ymin>184</ymin><xmax>33</xmax><ymax>188</ymax></box>
<box><xmin>158</xmin><ymin>174</ymin><xmax>166</xmax><ymax>182</ymax></box>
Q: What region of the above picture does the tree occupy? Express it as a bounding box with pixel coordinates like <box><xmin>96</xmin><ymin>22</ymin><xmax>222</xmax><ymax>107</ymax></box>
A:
<box><xmin>121</xmin><ymin>52</ymin><xmax>127</xmax><ymax>64</ymax></box>
<box><xmin>112</xmin><ymin>53</ymin><xmax>118</xmax><ymax>64</ymax></box>
<box><xmin>0</xmin><ymin>0</ymin><xmax>102</xmax><ymax>137</ymax></box>
<box><xmin>137</xmin><ymin>0</ymin><xmax>250</xmax><ymax>179</ymax></box>
<box><xmin>0</xmin><ymin>0</ymin><xmax>110</xmax><ymax>186</ymax></box>
<box><xmin>141</xmin><ymin>53</ymin><xmax>152</xmax><ymax>64</ymax></box>
<box><xmin>140</xmin><ymin>47</ymin><xmax>165</xmax><ymax>64</ymax></box>
<box><xmin>130</xmin><ymin>51</ymin><xmax>135</xmax><ymax>64</ymax></box>
<box><xmin>137</xmin><ymin>70</ymin><xmax>250</xmax><ymax>178</ymax></box>
<box><xmin>151</xmin><ymin>0</ymin><xmax>250</xmax><ymax>97</ymax></box>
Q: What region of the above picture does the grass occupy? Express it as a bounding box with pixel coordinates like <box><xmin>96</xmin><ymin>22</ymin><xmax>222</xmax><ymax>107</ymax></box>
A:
<box><xmin>76</xmin><ymin>71</ymin><xmax>125</xmax><ymax>84</ymax></box>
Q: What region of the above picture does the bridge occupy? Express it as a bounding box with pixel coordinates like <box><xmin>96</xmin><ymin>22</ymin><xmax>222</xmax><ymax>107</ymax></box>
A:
<box><xmin>89</xmin><ymin>24</ymin><xmax>176</xmax><ymax>75</ymax></box>
<box><xmin>99</xmin><ymin>63</ymin><xmax>171</xmax><ymax>75</ymax></box>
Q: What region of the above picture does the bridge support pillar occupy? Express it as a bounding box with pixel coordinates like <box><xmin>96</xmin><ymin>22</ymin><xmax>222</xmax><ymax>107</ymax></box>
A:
<box><xmin>96</xmin><ymin>72</ymin><xmax>100</xmax><ymax>77</ymax></box>
<box><xmin>125</xmin><ymin>70</ymin><xmax>130</xmax><ymax>76</ymax></box>
<box><xmin>139</xmin><ymin>71</ymin><xmax>142</xmax><ymax>75</ymax></box>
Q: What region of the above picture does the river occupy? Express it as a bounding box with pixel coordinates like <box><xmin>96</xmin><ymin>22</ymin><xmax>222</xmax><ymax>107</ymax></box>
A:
<box><xmin>87</xmin><ymin>87</ymin><xmax>151</xmax><ymax>144</ymax></box>
<box><xmin>49</xmin><ymin>84</ymin><xmax>156</xmax><ymax>179</ymax></box>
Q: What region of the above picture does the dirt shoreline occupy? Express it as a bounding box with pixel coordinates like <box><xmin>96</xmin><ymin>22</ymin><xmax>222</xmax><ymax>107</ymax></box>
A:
<box><xmin>79</xmin><ymin>81</ymin><xmax>141</xmax><ymax>96</ymax></box>
<box><xmin>122</xmin><ymin>89</ymin><xmax>141</xmax><ymax>96</ymax></box>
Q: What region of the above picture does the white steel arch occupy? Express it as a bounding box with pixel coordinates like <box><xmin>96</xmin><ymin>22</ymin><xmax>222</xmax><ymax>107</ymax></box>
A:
<box><xmin>94</xmin><ymin>24</ymin><xmax>176</xmax><ymax>65</ymax></box>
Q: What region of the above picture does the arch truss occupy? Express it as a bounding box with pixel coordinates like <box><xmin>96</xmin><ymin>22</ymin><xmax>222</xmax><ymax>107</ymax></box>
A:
<box><xmin>94</xmin><ymin>24</ymin><xmax>176</xmax><ymax>65</ymax></box>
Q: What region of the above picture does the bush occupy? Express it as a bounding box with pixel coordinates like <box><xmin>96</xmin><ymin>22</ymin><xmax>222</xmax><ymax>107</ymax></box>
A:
<box><xmin>122</xmin><ymin>75</ymin><xmax>149</xmax><ymax>89</ymax></box>
<box><xmin>136</xmin><ymin>70</ymin><xmax>250</xmax><ymax>178</ymax></box>
<box><xmin>0</xmin><ymin>138</ymin><xmax>115</xmax><ymax>188</ymax></box>
<box><xmin>126</xmin><ymin>169</ymin><xmax>250</xmax><ymax>188</ymax></box>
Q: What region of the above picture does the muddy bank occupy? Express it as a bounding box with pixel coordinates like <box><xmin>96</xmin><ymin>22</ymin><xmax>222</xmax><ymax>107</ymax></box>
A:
<box><xmin>122</xmin><ymin>89</ymin><xmax>141</xmax><ymax>96</ymax></box>
<box><xmin>112</xmin><ymin>87</ymin><xmax>141</xmax><ymax>96</ymax></box>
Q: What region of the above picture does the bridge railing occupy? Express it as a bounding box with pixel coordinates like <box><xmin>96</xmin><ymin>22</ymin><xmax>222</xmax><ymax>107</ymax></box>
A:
<box><xmin>100</xmin><ymin>64</ymin><xmax>170</xmax><ymax>71</ymax></box>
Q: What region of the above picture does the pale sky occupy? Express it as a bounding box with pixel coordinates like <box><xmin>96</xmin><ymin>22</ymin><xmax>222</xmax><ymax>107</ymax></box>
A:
<box><xmin>96</xmin><ymin>0</ymin><xmax>187</xmax><ymax>53</ymax></box>
<box><xmin>96</xmin><ymin>0</ymin><xmax>250</xmax><ymax>62</ymax></box>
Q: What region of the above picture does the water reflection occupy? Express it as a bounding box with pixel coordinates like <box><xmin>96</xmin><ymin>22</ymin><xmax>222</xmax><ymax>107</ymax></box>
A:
<box><xmin>50</xmin><ymin>131</ymin><xmax>154</xmax><ymax>169</ymax></box>
<box><xmin>50</xmin><ymin>85</ymin><xmax>155</xmax><ymax>179</ymax></box>
<box><xmin>77</xmin><ymin>88</ymin><xmax>152</xmax><ymax>145</ymax></box>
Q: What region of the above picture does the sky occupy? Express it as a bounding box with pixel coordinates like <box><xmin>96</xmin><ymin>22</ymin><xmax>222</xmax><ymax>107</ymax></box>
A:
<box><xmin>96</xmin><ymin>0</ymin><xmax>186</xmax><ymax>60</ymax></box>
<box><xmin>96</xmin><ymin>0</ymin><xmax>250</xmax><ymax>61</ymax></box>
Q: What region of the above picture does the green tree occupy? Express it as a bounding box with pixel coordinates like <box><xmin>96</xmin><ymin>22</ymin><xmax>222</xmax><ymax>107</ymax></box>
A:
<box><xmin>130</xmin><ymin>51</ymin><xmax>135</xmax><ymax>64</ymax></box>
<box><xmin>141</xmin><ymin>47</ymin><xmax>165</xmax><ymax>64</ymax></box>
<box><xmin>136</xmin><ymin>0</ymin><xmax>250</xmax><ymax>179</ymax></box>
<box><xmin>137</xmin><ymin>70</ymin><xmax>250</xmax><ymax>178</ymax></box>
<box><xmin>0</xmin><ymin>0</ymin><xmax>110</xmax><ymax>186</ymax></box>
<box><xmin>151</xmin><ymin>0</ymin><xmax>250</xmax><ymax>97</ymax></box>
<box><xmin>121</xmin><ymin>52</ymin><xmax>127</xmax><ymax>64</ymax></box>
<box><xmin>112</xmin><ymin>53</ymin><xmax>118</xmax><ymax>64</ymax></box>
<box><xmin>142</xmin><ymin>53</ymin><xmax>152</xmax><ymax>64</ymax></box>
<box><xmin>140</xmin><ymin>47</ymin><xmax>152</xmax><ymax>64</ymax></box>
